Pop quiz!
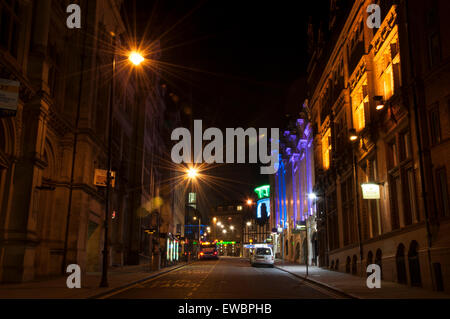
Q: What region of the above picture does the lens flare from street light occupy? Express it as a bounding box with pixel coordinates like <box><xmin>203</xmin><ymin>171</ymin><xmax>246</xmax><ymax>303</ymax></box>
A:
<box><xmin>187</xmin><ymin>167</ymin><xmax>199</xmax><ymax>179</ymax></box>
<box><xmin>230</xmin><ymin>226</ymin><xmax>234</xmax><ymax>230</ymax></box>
<box><xmin>129</xmin><ymin>51</ymin><xmax>144</xmax><ymax>66</ymax></box>
<box><xmin>246</xmin><ymin>221</ymin><xmax>251</xmax><ymax>227</ymax></box>
<box><xmin>222</xmin><ymin>229</ymin><xmax>227</xmax><ymax>234</ymax></box>
<box><xmin>308</xmin><ymin>193</ymin><xmax>317</xmax><ymax>200</ymax></box>
<box><xmin>246</xmin><ymin>199</ymin><xmax>253</xmax><ymax>205</ymax></box>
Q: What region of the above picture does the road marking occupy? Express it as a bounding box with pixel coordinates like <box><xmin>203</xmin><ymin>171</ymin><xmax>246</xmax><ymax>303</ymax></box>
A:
<box><xmin>183</xmin><ymin>258</ymin><xmax>220</xmax><ymax>299</ymax></box>
<box><xmin>97</xmin><ymin>263</ymin><xmax>193</xmax><ymax>299</ymax></box>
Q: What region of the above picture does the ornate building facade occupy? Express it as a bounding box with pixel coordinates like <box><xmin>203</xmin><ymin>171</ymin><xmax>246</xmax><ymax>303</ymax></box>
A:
<box><xmin>307</xmin><ymin>0</ymin><xmax>450</xmax><ymax>291</ymax></box>
<box><xmin>0</xmin><ymin>0</ymin><xmax>178</xmax><ymax>283</ymax></box>
<box><xmin>270</xmin><ymin>113</ymin><xmax>316</xmax><ymax>265</ymax></box>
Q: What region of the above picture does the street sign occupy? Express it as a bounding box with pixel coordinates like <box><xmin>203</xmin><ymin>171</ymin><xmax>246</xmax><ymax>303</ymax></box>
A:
<box><xmin>94</xmin><ymin>169</ymin><xmax>116</xmax><ymax>188</ymax></box>
<box><xmin>0</xmin><ymin>79</ymin><xmax>19</xmax><ymax>117</ymax></box>
<box><xmin>361</xmin><ymin>183</ymin><xmax>380</xmax><ymax>199</ymax></box>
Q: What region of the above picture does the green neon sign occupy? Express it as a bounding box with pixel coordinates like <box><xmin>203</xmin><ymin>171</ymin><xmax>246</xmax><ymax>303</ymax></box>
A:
<box><xmin>217</xmin><ymin>241</ymin><xmax>236</xmax><ymax>245</ymax></box>
<box><xmin>254</xmin><ymin>185</ymin><xmax>270</xmax><ymax>199</ymax></box>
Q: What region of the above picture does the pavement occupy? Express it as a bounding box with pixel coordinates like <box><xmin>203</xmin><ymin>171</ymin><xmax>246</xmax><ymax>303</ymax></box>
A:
<box><xmin>0</xmin><ymin>261</ymin><xmax>191</xmax><ymax>299</ymax></box>
<box><xmin>274</xmin><ymin>259</ymin><xmax>450</xmax><ymax>299</ymax></box>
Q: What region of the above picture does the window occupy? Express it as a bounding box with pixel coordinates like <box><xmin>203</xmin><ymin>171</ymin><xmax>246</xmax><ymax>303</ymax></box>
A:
<box><xmin>388</xmin><ymin>140</ymin><xmax>398</xmax><ymax>169</ymax></box>
<box><xmin>399</xmin><ymin>131</ymin><xmax>411</xmax><ymax>161</ymax></box>
<box><xmin>0</xmin><ymin>0</ymin><xmax>20</xmax><ymax>58</ymax></box>
<box><xmin>322</xmin><ymin>128</ymin><xmax>331</xmax><ymax>169</ymax></box>
<box><xmin>406</xmin><ymin>168</ymin><xmax>417</xmax><ymax>223</ymax></box>
<box><xmin>429</xmin><ymin>105</ymin><xmax>441</xmax><ymax>146</ymax></box>
<box><xmin>436</xmin><ymin>168</ymin><xmax>450</xmax><ymax>218</ymax></box>
<box><xmin>374</xmin><ymin>33</ymin><xmax>401</xmax><ymax>100</ymax></box>
<box><xmin>351</xmin><ymin>80</ymin><xmax>368</xmax><ymax>132</ymax></box>
<box><xmin>390</xmin><ymin>174</ymin><xmax>402</xmax><ymax>230</ymax></box>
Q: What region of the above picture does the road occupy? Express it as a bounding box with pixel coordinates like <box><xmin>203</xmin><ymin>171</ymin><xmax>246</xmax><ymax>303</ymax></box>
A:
<box><xmin>103</xmin><ymin>257</ymin><xmax>344</xmax><ymax>299</ymax></box>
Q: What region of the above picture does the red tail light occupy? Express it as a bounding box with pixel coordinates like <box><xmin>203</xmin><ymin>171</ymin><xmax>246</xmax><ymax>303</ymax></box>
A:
<box><xmin>214</xmin><ymin>251</ymin><xmax>218</xmax><ymax>255</ymax></box>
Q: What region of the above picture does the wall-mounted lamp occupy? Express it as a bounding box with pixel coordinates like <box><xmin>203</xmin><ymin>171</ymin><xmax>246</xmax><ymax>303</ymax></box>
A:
<box><xmin>349</xmin><ymin>128</ymin><xmax>358</xmax><ymax>142</ymax></box>
<box><xmin>374</xmin><ymin>96</ymin><xmax>385</xmax><ymax>111</ymax></box>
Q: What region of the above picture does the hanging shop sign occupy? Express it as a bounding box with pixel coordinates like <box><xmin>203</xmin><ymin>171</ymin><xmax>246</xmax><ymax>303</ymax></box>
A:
<box><xmin>94</xmin><ymin>169</ymin><xmax>116</xmax><ymax>188</ymax></box>
<box><xmin>361</xmin><ymin>183</ymin><xmax>380</xmax><ymax>199</ymax></box>
<box><xmin>0</xmin><ymin>79</ymin><xmax>19</xmax><ymax>117</ymax></box>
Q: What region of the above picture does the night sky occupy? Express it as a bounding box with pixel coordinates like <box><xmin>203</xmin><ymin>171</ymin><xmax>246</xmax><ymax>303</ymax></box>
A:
<box><xmin>125</xmin><ymin>0</ymin><xmax>330</xmax><ymax>209</ymax></box>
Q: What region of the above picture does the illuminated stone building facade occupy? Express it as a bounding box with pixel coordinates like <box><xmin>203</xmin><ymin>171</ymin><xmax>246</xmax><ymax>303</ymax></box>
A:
<box><xmin>0</xmin><ymin>0</ymin><xmax>175</xmax><ymax>282</ymax></box>
<box><xmin>308</xmin><ymin>0</ymin><xmax>450</xmax><ymax>291</ymax></box>
<box><xmin>270</xmin><ymin>114</ymin><xmax>316</xmax><ymax>264</ymax></box>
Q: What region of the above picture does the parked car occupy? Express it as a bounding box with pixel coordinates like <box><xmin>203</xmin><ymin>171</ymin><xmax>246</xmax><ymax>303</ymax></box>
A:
<box><xmin>250</xmin><ymin>247</ymin><xmax>274</xmax><ymax>267</ymax></box>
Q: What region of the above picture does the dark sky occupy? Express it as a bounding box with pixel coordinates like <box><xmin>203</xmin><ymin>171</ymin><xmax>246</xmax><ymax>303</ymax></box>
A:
<box><xmin>125</xmin><ymin>0</ymin><xmax>329</xmax><ymax>209</ymax></box>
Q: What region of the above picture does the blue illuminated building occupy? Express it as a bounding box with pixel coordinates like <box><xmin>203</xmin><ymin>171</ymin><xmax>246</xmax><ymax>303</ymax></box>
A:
<box><xmin>270</xmin><ymin>111</ymin><xmax>316</xmax><ymax>263</ymax></box>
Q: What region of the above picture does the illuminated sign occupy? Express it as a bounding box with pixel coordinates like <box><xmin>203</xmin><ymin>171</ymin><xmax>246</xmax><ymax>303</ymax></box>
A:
<box><xmin>257</xmin><ymin>198</ymin><xmax>270</xmax><ymax>218</ymax></box>
<box><xmin>254</xmin><ymin>185</ymin><xmax>270</xmax><ymax>199</ymax></box>
<box><xmin>361</xmin><ymin>183</ymin><xmax>380</xmax><ymax>199</ymax></box>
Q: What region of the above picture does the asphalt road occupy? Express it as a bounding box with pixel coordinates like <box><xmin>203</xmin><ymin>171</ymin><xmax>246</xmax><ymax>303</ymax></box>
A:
<box><xmin>104</xmin><ymin>257</ymin><xmax>343</xmax><ymax>299</ymax></box>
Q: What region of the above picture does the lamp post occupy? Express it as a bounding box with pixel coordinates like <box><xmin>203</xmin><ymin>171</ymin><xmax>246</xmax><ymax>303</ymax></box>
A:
<box><xmin>349</xmin><ymin>128</ymin><xmax>364</xmax><ymax>277</ymax></box>
<box><xmin>99</xmin><ymin>45</ymin><xmax>144</xmax><ymax>288</ymax></box>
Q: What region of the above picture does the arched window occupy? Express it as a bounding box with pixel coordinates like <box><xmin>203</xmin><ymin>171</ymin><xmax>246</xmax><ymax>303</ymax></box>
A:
<box><xmin>346</xmin><ymin>256</ymin><xmax>351</xmax><ymax>273</ymax></box>
<box><xmin>396</xmin><ymin>244</ymin><xmax>407</xmax><ymax>284</ymax></box>
<box><xmin>375</xmin><ymin>249</ymin><xmax>383</xmax><ymax>279</ymax></box>
<box><xmin>352</xmin><ymin>255</ymin><xmax>357</xmax><ymax>275</ymax></box>
<box><xmin>408</xmin><ymin>241</ymin><xmax>422</xmax><ymax>287</ymax></box>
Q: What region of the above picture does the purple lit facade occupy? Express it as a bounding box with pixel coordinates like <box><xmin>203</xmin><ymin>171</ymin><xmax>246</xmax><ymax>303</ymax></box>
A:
<box><xmin>270</xmin><ymin>111</ymin><xmax>316</xmax><ymax>264</ymax></box>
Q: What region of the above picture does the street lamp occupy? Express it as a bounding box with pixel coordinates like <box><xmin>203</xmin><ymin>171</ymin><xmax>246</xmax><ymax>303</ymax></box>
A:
<box><xmin>374</xmin><ymin>95</ymin><xmax>385</xmax><ymax>111</ymax></box>
<box><xmin>246</xmin><ymin>221</ymin><xmax>251</xmax><ymax>227</ymax></box>
<box><xmin>100</xmin><ymin>40</ymin><xmax>146</xmax><ymax>287</ymax></box>
<box><xmin>129</xmin><ymin>51</ymin><xmax>145</xmax><ymax>66</ymax></box>
<box><xmin>187</xmin><ymin>167</ymin><xmax>199</xmax><ymax>179</ymax></box>
<box><xmin>230</xmin><ymin>225</ymin><xmax>234</xmax><ymax>230</ymax></box>
<box><xmin>349</xmin><ymin>128</ymin><xmax>364</xmax><ymax>276</ymax></box>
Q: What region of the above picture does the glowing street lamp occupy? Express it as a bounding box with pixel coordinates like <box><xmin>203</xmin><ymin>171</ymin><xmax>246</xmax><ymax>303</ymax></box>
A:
<box><xmin>349</xmin><ymin>128</ymin><xmax>358</xmax><ymax>142</ymax></box>
<box><xmin>246</xmin><ymin>199</ymin><xmax>253</xmax><ymax>205</ymax></box>
<box><xmin>246</xmin><ymin>221</ymin><xmax>251</xmax><ymax>227</ymax></box>
<box><xmin>374</xmin><ymin>96</ymin><xmax>384</xmax><ymax>111</ymax></box>
<box><xmin>186</xmin><ymin>167</ymin><xmax>199</xmax><ymax>179</ymax></box>
<box><xmin>230</xmin><ymin>226</ymin><xmax>234</xmax><ymax>230</ymax></box>
<box><xmin>222</xmin><ymin>229</ymin><xmax>227</xmax><ymax>234</ymax></box>
<box><xmin>128</xmin><ymin>51</ymin><xmax>144</xmax><ymax>66</ymax></box>
<box><xmin>308</xmin><ymin>193</ymin><xmax>317</xmax><ymax>200</ymax></box>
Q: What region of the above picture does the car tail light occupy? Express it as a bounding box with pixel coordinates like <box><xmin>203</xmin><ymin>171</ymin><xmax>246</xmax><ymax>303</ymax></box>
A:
<box><xmin>214</xmin><ymin>251</ymin><xmax>217</xmax><ymax>255</ymax></box>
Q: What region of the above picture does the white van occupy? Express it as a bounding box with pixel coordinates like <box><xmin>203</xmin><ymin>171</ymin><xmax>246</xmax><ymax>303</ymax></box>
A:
<box><xmin>250</xmin><ymin>247</ymin><xmax>274</xmax><ymax>267</ymax></box>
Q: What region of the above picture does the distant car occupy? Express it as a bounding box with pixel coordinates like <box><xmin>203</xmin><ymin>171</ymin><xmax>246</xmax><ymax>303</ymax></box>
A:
<box><xmin>199</xmin><ymin>244</ymin><xmax>219</xmax><ymax>260</ymax></box>
<box><xmin>250</xmin><ymin>247</ymin><xmax>274</xmax><ymax>267</ymax></box>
